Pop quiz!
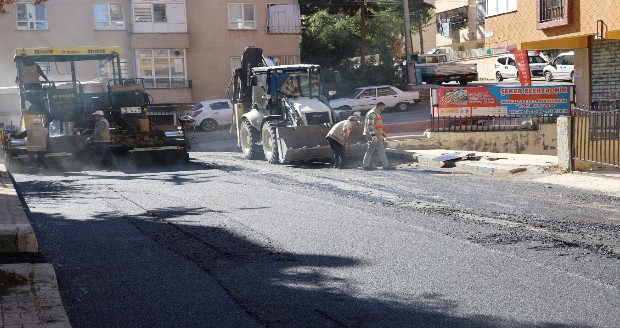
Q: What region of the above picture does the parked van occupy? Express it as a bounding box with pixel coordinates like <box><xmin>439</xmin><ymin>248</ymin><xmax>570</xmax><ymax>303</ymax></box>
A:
<box><xmin>543</xmin><ymin>51</ymin><xmax>574</xmax><ymax>82</ymax></box>
<box><xmin>494</xmin><ymin>53</ymin><xmax>548</xmax><ymax>82</ymax></box>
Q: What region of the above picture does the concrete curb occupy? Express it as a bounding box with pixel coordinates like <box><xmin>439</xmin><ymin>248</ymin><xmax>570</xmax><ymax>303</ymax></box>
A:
<box><xmin>386</xmin><ymin>149</ymin><xmax>555</xmax><ymax>176</ymax></box>
<box><xmin>0</xmin><ymin>263</ymin><xmax>71</xmax><ymax>327</ymax></box>
<box><xmin>0</xmin><ymin>164</ymin><xmax>38</xmax><ymax>252</ymax></box>
<box><xmin>0</xmin><ymin>163</ymin><xmax>70</xmax><ymax>327</ymax></box>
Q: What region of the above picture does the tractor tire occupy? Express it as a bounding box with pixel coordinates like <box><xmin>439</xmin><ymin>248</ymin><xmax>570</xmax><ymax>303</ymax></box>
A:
<box><xmin>240</xmin><ymin>120</ymin><xmax>263</xmax><ymax>160</ymax></box>
<box><xmin>262</xmin><ymin>123</ymin><xmax>280</xmax><ymax>164</ymax></box>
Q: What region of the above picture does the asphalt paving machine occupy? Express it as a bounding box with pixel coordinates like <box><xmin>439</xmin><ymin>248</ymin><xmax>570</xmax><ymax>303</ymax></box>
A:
<box><xmin>3</xmin><ymin>46</ymin><xmax>192</xmax><ymax>169</ymax></box>
<box><xmin>228</xmin><ymin>47</ymin><xmax>366</xmax><ymax>164</ymax></box>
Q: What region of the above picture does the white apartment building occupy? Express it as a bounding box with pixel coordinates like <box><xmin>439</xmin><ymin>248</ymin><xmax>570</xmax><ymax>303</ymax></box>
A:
<box><xmin>0</xmin><ymin>0</ymin><xmax>301</xmax><ymax>124</ymax></box>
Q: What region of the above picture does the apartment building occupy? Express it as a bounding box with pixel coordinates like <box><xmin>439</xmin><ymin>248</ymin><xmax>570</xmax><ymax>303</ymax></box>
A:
<box><xmin>484</xmin><ymin>0</ymin><xmax>620</xmax><ymax>106</ymax></box>
<box><xmin>0</xmin><ymin>0</ymin><xmax>301</xmax><ymax>114</ymax></box>
<box><xmin>433</xmin><ymin>0</ymin><xmax>485</xmax><ymax>55</ymax></box>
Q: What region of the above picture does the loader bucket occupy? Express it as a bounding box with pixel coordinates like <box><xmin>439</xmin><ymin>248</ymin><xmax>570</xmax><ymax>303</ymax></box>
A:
<box><xmin>275</xmin><ymin>124</ymin><xmax>367</xmax><ymax>163</ymax></box>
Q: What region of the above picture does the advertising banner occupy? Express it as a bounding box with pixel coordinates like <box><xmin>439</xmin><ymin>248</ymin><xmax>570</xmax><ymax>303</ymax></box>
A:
<box><xmin>513</xmin><ymin>49</ymin><xmax>532</xmax><ymax>86</ymax></box>
<box><xmin>433</xmin><ymin>86</ymin><xmax>571</xmax><ymax>117</ymax></box>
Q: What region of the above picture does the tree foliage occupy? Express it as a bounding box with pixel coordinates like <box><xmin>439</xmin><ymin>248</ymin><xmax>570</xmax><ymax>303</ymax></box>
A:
<box><xmin>300</xmin><ymin>1</ymin><xmax>435</xmax><ymax>93</ymax></box>
<box><xmin>0</xmin><ymin>0</ymin><xmax>47</xmax><ymax>14</ymax></box>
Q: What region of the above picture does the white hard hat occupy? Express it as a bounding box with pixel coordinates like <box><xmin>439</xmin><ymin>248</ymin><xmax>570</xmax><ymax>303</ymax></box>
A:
<box><xmin>32</xmin><ymin>118</ymin><xmax>41</xmax><ymax>125</ymax></box>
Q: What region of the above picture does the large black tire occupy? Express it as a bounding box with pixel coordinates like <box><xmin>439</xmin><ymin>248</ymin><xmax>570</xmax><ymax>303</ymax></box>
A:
<box><xmin>262</xmin><ymin>123</ymin><xmax>280</xmax><ymax>164</ymax></box>
<box><xmin>240</xmin><ymin>120</ymin><xmax>263</xmax><ymax>160</ymax></box>
<box><xmin>495</xmin><ymin>72</ymin><xmax>503</xmax><ymax>82</ymax></box>
<box><xmin>200</xmin><ymin>119</ymin><xmax>218</xmax><ymax>131</ymax></box>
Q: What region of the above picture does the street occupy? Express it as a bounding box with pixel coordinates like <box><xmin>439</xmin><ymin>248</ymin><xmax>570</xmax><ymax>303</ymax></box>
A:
<box><xmin>9</xmin><ymin>132</ymin><xmax>620</xmax><ymax>327</ymax></box>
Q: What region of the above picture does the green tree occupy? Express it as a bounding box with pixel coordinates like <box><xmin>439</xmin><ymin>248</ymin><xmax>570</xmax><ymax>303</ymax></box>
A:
<box><xmin>0</xmin><ymin>0</ymin><xmax>47</xmax><ymax>14</ymax></box>
<box><xmin>301</xmin><ymin>6</ymin><xmax>404</xmax><ymax>95</ymax></box>
<box><xmin>387</xmin><ymin>0</ymin><xmax>435</xmax><ymax>54</ymax></box>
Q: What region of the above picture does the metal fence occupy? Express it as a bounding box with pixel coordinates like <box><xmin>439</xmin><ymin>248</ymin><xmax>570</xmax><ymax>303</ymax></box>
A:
<box><xmin>572</xmin><ymin>106</ymin><xmax>620</xmax><ymax>168</ymax></box>
<box><xmin>431</xmin><ymin>115</ymin><xmax>558</xmax><ymax>132</ymax></box>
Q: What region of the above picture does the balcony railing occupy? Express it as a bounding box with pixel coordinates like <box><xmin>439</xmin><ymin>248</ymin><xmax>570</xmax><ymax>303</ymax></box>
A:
<box><xmin>539</xmin><ymin>0</ymin><xmax>565</xmax><ymax>23</ymax></box>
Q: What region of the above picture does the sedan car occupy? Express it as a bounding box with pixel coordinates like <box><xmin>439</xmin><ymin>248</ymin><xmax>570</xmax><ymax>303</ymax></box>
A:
<box><xmin>188</xmin><ymin>99</ymin><xmax>233</xmax><ymax>131</ymax></box>
<box><xmin>329</xmin><ymin>85</ymin><xmax>421</xmax><ymax>114</ymax></box>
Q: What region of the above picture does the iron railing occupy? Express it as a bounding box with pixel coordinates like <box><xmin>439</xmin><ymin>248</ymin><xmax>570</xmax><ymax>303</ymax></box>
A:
<box><xmin>431</xmin><ymin>115</ymin><xmax>558</xmax><ymax>132</ymax></box>
<box><xmin>572</xmin><ymin>106</ymin><xmax>620</xmax><ymax>168</ymax></box>
<box><xmin>539</xmin><ymin>0</ymin><xmax>565</xmax><ymax>23</ymax></box>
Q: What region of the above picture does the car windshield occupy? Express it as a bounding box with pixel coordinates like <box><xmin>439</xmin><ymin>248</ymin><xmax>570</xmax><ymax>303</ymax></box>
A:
<box><xmin>274</xmin><ymin>71</ymin><xmax>322</xmax><ymax>98</ymax></box>
<box><xmin>528</xmin><ymin>55</ymin><xmax>547</xmax><ymax>64</ymax></box>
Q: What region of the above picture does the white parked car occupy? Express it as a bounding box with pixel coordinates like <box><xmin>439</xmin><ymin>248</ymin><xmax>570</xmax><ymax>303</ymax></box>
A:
<box><xmin>495</xmin><ymin>53</ymin><xmax>548</xmax><ymax>81</ymax></box>
<box><xmin>329</xmin><ymin>85</ymin><xmax>421</xmax><ymax>114</ymax></box>
<box><xmin>543</xmin><ymin>51</ymin><xmax>575</xmax><ymax>82</ymax></box>
<box><xmin>188</xmin><ymin>99</ymin><xmax>233</xmax><ymax>131</ymax></box>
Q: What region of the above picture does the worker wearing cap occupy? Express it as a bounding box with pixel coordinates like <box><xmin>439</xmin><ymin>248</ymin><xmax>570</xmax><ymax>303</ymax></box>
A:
<box><xmin>86</xmin><ymin>110</ymin><xmax>118</xmax><ymax>169</ymax></box>
<box><xmin>11</xmin><ymin>117</ymin><xmax>49</xmax><ymax>168</ymax></box>
<box><xmin>326</xmin><ymin>115</ymin><xmax>359</xmax><ymax>169</ymax></box>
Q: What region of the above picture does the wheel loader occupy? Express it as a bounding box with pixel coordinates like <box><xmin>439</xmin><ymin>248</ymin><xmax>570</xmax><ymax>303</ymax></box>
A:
<box><xmin>228</xmin><ymin>47</ymin><xmax>366</xmax><ymax>164</ymax></box>
<box><xmin>3</xmin><ymin>46</ymin><xmax>192</xmax><ymax>170</ymax></box>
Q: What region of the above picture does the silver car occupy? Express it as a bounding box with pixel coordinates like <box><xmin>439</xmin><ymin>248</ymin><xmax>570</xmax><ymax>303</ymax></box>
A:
<box><xmin>188</xmin><ymin>99</ymin><xmax>233</xmax><ymax>131</ymax></box>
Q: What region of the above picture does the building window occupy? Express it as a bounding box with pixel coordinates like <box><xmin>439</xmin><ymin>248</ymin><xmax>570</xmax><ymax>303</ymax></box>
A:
<box><xmin>98</xmin><ymin>58</ymin><xmax>128</xmax><ymax>78</ymax></box>
<box><xmin>133</xmin><ymin>1</ymin><xmax>187</xmax><ymax>33</ymax></box>
<box><xmin>228</xmin><ymin>3</ymin><xmax>256</xmax><ymax>29</ymax></box>
<box><xmin>153</xmin><ymin>3</ymin><xmax>167</xmax><ymax>22</ymax></box>
<box><xmin>16</xmin><ymin>3</ymin><xmax>47</xmax><ymax>30</ymax></box>
<box><xmin>485</xmin><ymin>0</ymin><xmax>517</xmax><ymax>17</ymax></box>
<box><xmin>537</xmin><ymin>0</ymin><xmax>570</xmax><ymax>29</ymax></box>
<box><xmin>231</xmin><ymin>57</ymin><xmax>241</xmax><ymax>75</ymax></box>
<box><xmin>436</xmin><ymin>6</ymin><xmax>468</xmax><ymax>36</ymax></box>
<box><xmin>267</xmin><ymin>4</ymin><xmax>301</xmax><ymax>34</ymax></box>
<box><xmin>539</xmin><ymin>0</ymin><xmax>563</xmax><ymax>22</ymax></box>
<box><xmin>95</xmin><ymin>3</ymin><xmax>124</xmax><ymax>30</ymax></box>
<box><xmin>136</xmin><ymin>49</ymin><xmax>187</xmax><ymax>88</ymax></box>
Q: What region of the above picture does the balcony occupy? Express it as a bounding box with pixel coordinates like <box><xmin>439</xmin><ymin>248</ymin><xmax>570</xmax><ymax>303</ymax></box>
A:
<box><xmin>537</xmin><ymin>0</ymin><xmax>571</xmax><ymax>29</ymax></box>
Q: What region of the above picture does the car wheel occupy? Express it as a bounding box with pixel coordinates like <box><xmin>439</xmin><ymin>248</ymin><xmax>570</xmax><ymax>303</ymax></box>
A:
<box><xmin>544</xmin><ymin>71</ymin><xmax>553</xmax><ymax>82</ymax></box>
<box><xmin>459</xmin><ymin>80</ymin><xmax>468</xmax><ymax>86</ymax></box>
<box><xmin>200</xmin><ymin>119</ymin><xmax>218</xmax><ymax>131</ymax></box>
<box><xmin>495</xmin><ymin>72</ymin><xmax>503</xmax><ymax>82</ymax></box>
<box><xmin>570</xmin><ymin>72</ymin><xmax>575</xmax><ymax>83</ymax></box>
<box><xmin>395</xmin><ymin>102</ymin><xmax>409</xmax><ymax>112</ymax></box>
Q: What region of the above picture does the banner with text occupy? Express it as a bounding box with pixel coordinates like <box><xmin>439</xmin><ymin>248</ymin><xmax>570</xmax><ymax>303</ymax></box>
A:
<box><xmin>513</xmin><ymin>49</ymin><xmax>532</xmax><ymax>86</ymax></box>
<box><xmin>433</xmin><ymin>86</ymin><xmax>572</xmax><ymax>117</ymax></box>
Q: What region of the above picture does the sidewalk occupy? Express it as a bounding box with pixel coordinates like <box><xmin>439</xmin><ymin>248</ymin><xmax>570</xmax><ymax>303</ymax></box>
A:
<box><xmin>0</xmin><ymin>163</ymin><xmax>71</xmax><ymax>327</ymax></box>
<box><xmin>386</xmin><ymin>147</ymin><xmax>620</xmax><ymax>197</ymax></box>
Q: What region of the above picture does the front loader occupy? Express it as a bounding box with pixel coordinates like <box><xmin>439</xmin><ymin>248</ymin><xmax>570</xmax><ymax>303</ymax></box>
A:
<box><xmin>228</xmin><ymin>47</ymin><xmax>366</xmax><ymax>164</ymax></box>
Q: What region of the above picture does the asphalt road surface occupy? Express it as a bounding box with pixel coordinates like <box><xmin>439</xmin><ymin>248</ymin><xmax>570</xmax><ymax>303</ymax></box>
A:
<box><xmin>9</xmin><ymin>136</ymin><xmax>620</xmax><ymax>327</ymax></box>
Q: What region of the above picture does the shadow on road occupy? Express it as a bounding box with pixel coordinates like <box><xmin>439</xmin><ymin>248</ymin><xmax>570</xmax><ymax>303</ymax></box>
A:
<box><xmin>18</xmin><ymin>192</ymin><xmax>595</xmax><ymax>328</ymax></box>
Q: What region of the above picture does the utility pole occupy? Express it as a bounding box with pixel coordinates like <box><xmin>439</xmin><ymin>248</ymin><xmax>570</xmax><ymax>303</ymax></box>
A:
<box><xmin>360</xmin><ymin>1</ymin><xmax>367</xmax><ymax>65</ymax></box>
<box><xmin>403</xmin><ymin>0</ymin><xmax>416</xmax><ymax>84</ymax></box>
